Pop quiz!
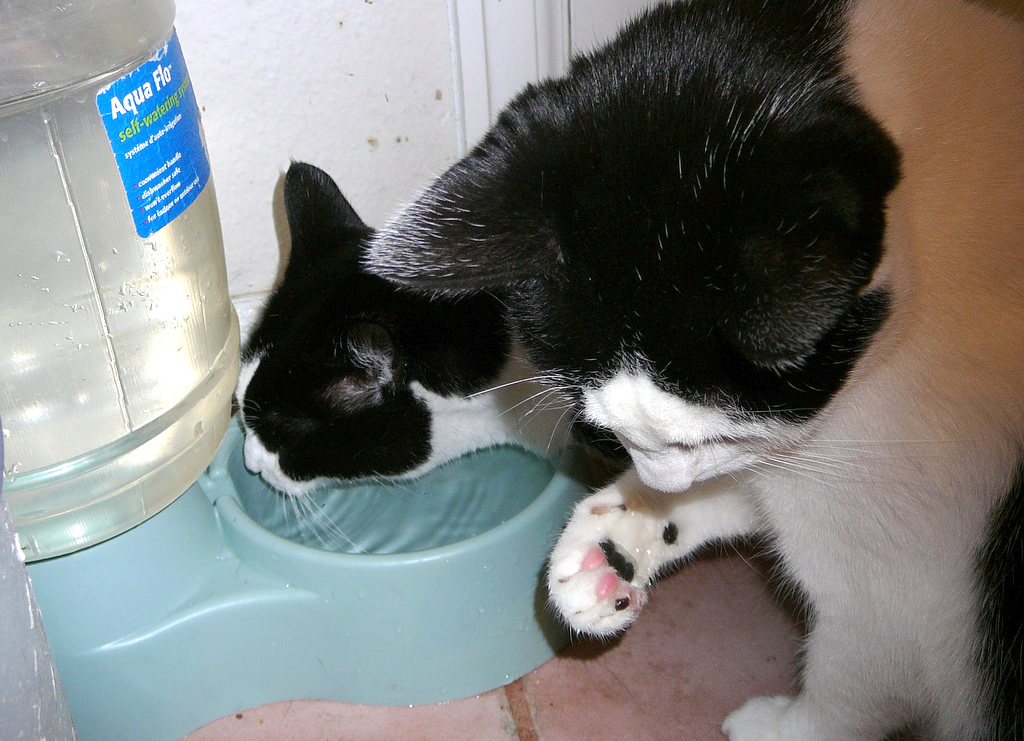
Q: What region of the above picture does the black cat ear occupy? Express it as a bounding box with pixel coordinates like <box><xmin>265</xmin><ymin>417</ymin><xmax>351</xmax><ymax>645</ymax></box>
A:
<box><xmin>322</xmin><ymin>322</ymin><xmax>400</xmax><ymax>412</ymax></box>
<box><xmin>284</xmin><ymin>162</ymin><xmax>369</xmax><ymax>260</ymax></box>
<box><xmin>719</xmin><ymin>105</ymin><xmax>900</xmax><ymax>368</ymax></box>
<box><xmin>362</xmin><ymin>153</ymin><xmax>561</xmax><ymax>293</ymax></box>
<box><xmin>718</xmin><ymin>238</ymin><xmax>867</xmax><ymax>368</ymax></box>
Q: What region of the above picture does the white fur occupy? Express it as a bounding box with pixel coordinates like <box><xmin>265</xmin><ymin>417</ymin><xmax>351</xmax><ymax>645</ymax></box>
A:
<box><xmin>583</xmin><ymin>372</ymin><xmax>787</xmax><ymax>492</ymax></box>
<box><xmin>236</xmin><ymin>353</ymin><xmax>327</xmax><ymax>496</ymax></box>
<box><xmin>548</xmin><ymin>353</ymin><xmax>1002</xmax><ymax>739</ymax></box>
<box><xmin>547</xmin><ymin>467</ymin><xmax>759</xmax><ymax>634</ymax></box>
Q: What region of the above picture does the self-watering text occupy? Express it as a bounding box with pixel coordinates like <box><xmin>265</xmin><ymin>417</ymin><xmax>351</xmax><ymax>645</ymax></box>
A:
<box><xmin>115</xmin><ymin>74</ymin><xmax>192</xmax><ymax>143</ymax></box>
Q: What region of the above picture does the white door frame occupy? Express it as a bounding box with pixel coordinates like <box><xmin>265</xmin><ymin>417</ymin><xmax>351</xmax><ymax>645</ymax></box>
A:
<box><xmin>447</xmin><ymin>0</ymin><xmax>571</xmax><ymax>155</ymax></box>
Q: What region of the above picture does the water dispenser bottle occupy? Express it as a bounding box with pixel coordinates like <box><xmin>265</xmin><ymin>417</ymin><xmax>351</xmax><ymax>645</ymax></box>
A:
<box><xmin>0</xmin><ymin>0</ymin><xmax>240</xmax><ymax>561</ymax></box>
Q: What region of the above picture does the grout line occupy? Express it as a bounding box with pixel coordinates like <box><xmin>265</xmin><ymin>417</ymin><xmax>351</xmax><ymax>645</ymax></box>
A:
<box><xmin>504</xmin><ymin>680</ymin><xmax>541</xmax><ymax>741</ymax></box>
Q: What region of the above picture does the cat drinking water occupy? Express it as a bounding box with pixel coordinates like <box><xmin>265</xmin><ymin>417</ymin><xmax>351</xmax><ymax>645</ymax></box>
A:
<box><xmin>236</xmin><ymin>162</ymin><xmax>613</xmax><ymax>496</ymax></box>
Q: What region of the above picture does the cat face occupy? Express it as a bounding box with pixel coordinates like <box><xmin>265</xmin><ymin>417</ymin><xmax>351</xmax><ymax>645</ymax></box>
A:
<box><xmin>237</xmin><ymin>163</ymin><xmax>510</xmax><ymax>494</ymax></box>
<box><xmin>364</xmin><ymin>0</ymin><xmax>899</xmax><ymax>492</ymax></box>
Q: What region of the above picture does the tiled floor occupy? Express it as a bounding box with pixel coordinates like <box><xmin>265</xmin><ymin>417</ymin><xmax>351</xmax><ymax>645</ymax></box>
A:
<box><xmin>182</xmin><ymin>543</ymin><xmax>801</xmax><ymax>741</ymax></box>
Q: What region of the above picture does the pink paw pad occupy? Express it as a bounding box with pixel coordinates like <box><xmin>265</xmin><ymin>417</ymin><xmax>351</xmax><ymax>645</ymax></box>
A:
<box><xmin>596</xmin><ymin>571</ymin><xmax>620</xmax><ymax>599</ymax></box>
<box><xmin>582</xmin><ymin>546</ymin><xmax>607</xmax><ymax>571</ymax></box>
<box><xmin>580</xmin><ymin>544</ymin><xmax>635</xmax><ymax>612</ymax></box>
<box><xmin>595</xmin><ymin>565</ymin><xmax>633</xmax><ymax>611</ymax></box>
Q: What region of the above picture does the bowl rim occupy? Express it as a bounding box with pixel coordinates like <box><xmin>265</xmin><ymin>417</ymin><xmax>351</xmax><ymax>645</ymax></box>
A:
<box><xmin>199</xmin><ymin>419</ymin><xmax>586</xmax><ymax>569</ymax></box>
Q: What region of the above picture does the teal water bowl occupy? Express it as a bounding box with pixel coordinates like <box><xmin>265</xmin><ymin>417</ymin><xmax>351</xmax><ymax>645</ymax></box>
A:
<box><xmin>28</xmin><ymin>419</ymin><xmax>588</xmax><ymax>741</ymax></box>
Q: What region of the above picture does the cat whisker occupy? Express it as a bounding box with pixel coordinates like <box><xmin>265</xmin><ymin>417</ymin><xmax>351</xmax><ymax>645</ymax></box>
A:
<box><xmin>807</xmin><ymin>437</ymin><xmax>969</xmax><ymax>447</ymax></box>
<box><xmin>750</xmin><ymin>458</ymin><xmax>847</xmax><ymax>487</ymax></box>
<box><xmin>226</xmin><ymin>432</ymin><xmax>247</xmax><ymax>464</ymax></box>
<box><xmin>466</xmin><ymin>374</ymin><xmax>553</xmax><ymax>399</ymax></box>
<box><xmin>378</xmin><ymin>475</ymin><xmax>420</xmax><ymax>496</ymax></box>
<box><xmin>544</xmin><ymin>404</ymin><xmax>582</xmax><ymax>454</ymax></box>
<box><xmin>287</xmin><ymin>493</ymin><xmax>327</xmax><ymax>548</ymax></box>
<box><xmin>522</xmin><ymin>389</ymin><xmax>575</xmax><ymax>421</ymax></box>
<box><xmin>499</xmin><ymin>385</ymin><xmax>567</xmax><ymax>418</ymax></box>
<box><xmin>799</xmin><ymin>438</ymin><xmax>972</xmax><ymax>464</ymax></box>
<box><xmin>240</xmin><ymin>397</ymin><xmax>264</xmax><ymax>415</ymax></box>
<box><xmin>762</xmin><ymin>451</ymin><xmax>860</xmax><ymax>473</ymax></box>
<box><xmin>775</xmin><ymin>450</ymin><xmax>873</xmax><ymax>473</ymax></box>
<box><xmin>289</xmin><ymin>491</ymin><xmax>367</xmax><ymax>554</ymax></box>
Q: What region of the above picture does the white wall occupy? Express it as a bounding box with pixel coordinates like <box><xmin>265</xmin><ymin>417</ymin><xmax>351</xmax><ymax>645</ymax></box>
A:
<box><xmin>569</xmin><ymin>0</ymin><xmax>657</xmax><ymax>54</ymax></box>
<box><xmin>448</xmin><ymin>0</ymin><xmax>658</xmax><ymax>154</ymax></box>
<box><xmin>173</xmin><ymin>0</ymin><xmax>460</xmax><ymax>308</ymax></box>
<box><xmin>172</xmin><ymin>0</ymin><xmax>659</xmax><ymax>335</ymax></box>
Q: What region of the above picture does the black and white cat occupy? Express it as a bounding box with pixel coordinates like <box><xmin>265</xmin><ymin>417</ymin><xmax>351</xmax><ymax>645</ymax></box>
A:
<box><xmin>236</xmin><ymin>161</ymin><xmax>597</xmax><ymax>495</ymax></box>
<box><xmin>364</xmin><ymin>0</ymin><xmax>1024</xmax><ymax>738</ymax></box>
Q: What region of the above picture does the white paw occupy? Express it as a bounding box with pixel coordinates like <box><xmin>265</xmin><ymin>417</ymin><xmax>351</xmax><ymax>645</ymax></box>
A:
<box><xmin>722</xmin><ymin>696</ymin><xmax>794</xmax><ymax>741</ymax></box>
<box><xmin>546</xmin><ymin>489</ymin><xmax>683</xmax><ymax>636</ymax></box>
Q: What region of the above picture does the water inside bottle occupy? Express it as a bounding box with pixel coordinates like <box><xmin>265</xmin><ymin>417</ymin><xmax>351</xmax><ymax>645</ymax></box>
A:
<box><xmin>0</xmin><ymin>18</ymin><xmax>238</xmax><ymax>561</ymax></box>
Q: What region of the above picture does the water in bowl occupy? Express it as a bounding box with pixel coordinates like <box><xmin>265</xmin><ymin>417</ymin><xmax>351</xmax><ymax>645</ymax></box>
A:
<box><xmin>232</xmin><ymin>444</ymin><xmax>556</xmax><ymax>555</ymax></box>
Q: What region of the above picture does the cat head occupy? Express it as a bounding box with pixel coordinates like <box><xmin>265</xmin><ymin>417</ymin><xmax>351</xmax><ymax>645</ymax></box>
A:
<box><xmin>364</xmin><ymin>2</ymin><xmax>900</xmax><ymax>492</ymax></box>
<box><xmin>237</xmin><ymin>162</ymin><xmax>513</xmax><ymax>495</ymax></box>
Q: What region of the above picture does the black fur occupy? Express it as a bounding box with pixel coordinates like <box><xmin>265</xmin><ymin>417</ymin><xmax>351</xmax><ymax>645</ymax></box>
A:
<box><xmin>366</xmin><ymin>0</ymin><xmax>899</xmax><ymax>424</ymax></box>
<box><xmin>240</xmin><ymin>163</ymin><xmax>509</xmax><ymax>481</ymax></box>
<box><xmin>600</xmin><ymin>539</ymin><xmax>635</xmax><ymax>584</ymax></box>
<box><xmin>358</xmin><ymin>1</ymin><xmax>1024</xmax><ymax>735</ymax></box>
<box><xmin>977</xmin><ymin>461</ymin><xmax>1024</xmax><ymax>740</ymax></box>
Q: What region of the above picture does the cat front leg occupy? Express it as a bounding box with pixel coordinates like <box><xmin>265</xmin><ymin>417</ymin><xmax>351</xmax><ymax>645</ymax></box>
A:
<box><xmin>721</xmin><ymin>681</ymin><xmax>896</xmax><ymax>741</ymax></box>
<box><xmin>721</xmin><ymin>611</ymin><xmax>913</xmax><ymax>741</ymax></box>
<box><xmin>547</xmin><ymin>467</ymin><xmax>760</xmax><ymax>636</ymax></box>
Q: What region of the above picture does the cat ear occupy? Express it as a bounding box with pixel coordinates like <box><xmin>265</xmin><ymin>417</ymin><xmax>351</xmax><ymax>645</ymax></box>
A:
<box><xmin>322</xmin><ymin>322</ymin><xmax>400</xmax><ymax>412</ymax></box>
<box><xmin>362</xmin><ymin>154</ymin><xmax>561</xmax><ymax>293</ymax></box>
<box><xmin>283</xmin><ymin>161</ymin><xmax>369</xmax><ymax>261</ymax></box>
<box><xmin>720</xmin><ymin>106</ymin><xmax>900</xmax><ymax>368</ymax></box>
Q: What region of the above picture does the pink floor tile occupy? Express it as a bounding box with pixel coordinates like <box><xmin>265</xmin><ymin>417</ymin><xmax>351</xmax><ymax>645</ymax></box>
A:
<box><xmin>522</xmin><ymin>546</ymin><xmax>800</xmax><ymax>741</ymax></box>
<box><xmin>182</xmin><ymin>693</ymin><xmax>515</xmax><ymax>741</ymax></box>
<box><xmin>183</xmin><ymin>545</ymin><xmax>800</xmax><ymax>741</ymax></box>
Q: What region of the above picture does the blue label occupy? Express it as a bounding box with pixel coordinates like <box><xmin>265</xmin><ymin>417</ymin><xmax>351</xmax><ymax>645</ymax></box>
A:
<box><xmin>96</xmin><ymin>30</ymin><xmax>210</xmax><ymax>238</ymax></box>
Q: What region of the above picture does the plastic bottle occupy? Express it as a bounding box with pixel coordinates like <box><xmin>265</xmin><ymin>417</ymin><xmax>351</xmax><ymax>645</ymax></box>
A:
<box><xmin>0</xmin><ymin>0</ymin><xmax>239</xmax><ymax>560</ymax></box>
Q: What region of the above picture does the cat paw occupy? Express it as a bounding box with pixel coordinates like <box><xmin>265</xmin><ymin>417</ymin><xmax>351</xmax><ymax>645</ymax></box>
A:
<box><xmin>547</xmin><ymin>489</ymin><xmax>681</xmax><ymax>636</ymax></box>
<box><xmin>721</xmin><ymin>696</ymin><xmax>794</xmax><ymax>741</ymax></box>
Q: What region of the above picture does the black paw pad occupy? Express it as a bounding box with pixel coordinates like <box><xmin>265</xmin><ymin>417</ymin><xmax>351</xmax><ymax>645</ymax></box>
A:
<box><xmin>599</xmin><ymin>539</ymin><xmax>635</xmax><ymax>583</ymax></box>
<box><xmin>662</xmin><ymin>522</ymin><xmax>678</xmax><ymax>545</ymax></box>
<box><xmin>614</xmin><ymin>597</ymin><xmax>630</xmax><ymax>611</ymax></box>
